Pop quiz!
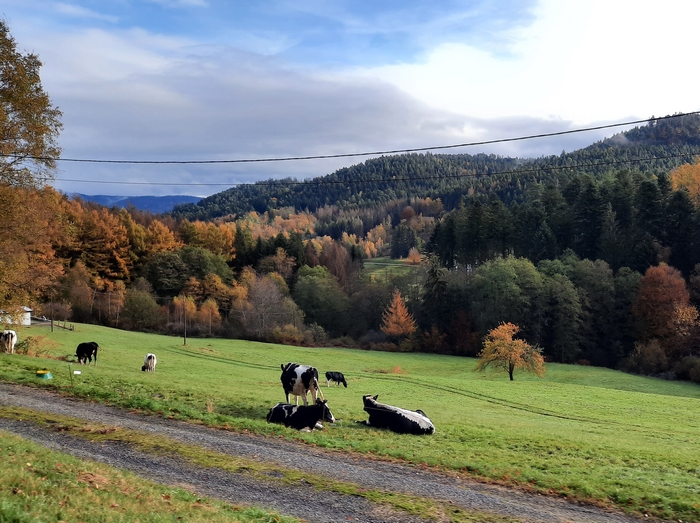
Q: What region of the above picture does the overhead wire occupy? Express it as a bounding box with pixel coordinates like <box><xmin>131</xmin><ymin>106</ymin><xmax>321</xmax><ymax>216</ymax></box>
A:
<box><xmin>4</xmin><ymin>111</ymin><xmax>699</xmax><ymax>187</ymax></box>
<box><xmin>51</xmin><ymin>151</ymin><xmax>700</xmax><ymax>188</ymax></box>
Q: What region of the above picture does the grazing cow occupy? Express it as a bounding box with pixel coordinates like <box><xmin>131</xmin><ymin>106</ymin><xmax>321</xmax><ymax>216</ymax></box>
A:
<box><xmin>357</xmin><ymin>394</ymin><xmax>435</xmax><ymax>435</ymax></box>
<box><xmin>325</xmin><ymin>371</ymin><xmax>347</xmax><ymax>388</ymax></box>
<box><xmin>280</xmin><ymin>362</ymin><xmax>323</xmax><ymax>406</ymax></box>
<box><xmin>75</xmin><ymin>341</ymin><xmax>99</xmax><ymax>365</ymax></box>
<box><xmin>266</xmin><ymin>398</ymin><xmax>335</xmax><ymax>431</ymax></box>
<box><xmin>142</xmin><ymin>353</ymin><xmax>157</xmax><ymax>372</ymax></box>
<box><xmin>1</xmin><ymin>330</ymin><xmax>17</xmax><ymax>354</ymax></box>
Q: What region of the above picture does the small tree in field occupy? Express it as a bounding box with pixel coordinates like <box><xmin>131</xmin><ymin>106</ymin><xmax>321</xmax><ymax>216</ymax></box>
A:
<box><xmin>381</xmin><ymin>288</ymin><xmax>417</xmax><ymax>340</ymax></box>
<box><xmin>475</xmin><ymin>322</ymin><xmax>545</xmax><ymax>381</ymax></box>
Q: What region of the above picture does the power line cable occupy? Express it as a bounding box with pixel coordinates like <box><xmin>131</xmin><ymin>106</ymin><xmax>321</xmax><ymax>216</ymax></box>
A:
<box><xmin>4</xmin><ymin>111</ymin><xmax>699</xmax><ymax>166</ymax></box>
<box><xmin>52</xmin><ymin>151</ymin><xmax>700</xmax><ymax>187</ymax></box>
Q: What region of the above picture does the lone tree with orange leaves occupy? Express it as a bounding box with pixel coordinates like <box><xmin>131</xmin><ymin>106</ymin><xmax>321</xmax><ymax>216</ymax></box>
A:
<box><xmin>381</xmin><ymin>288</ymin><xmax>417</xmax><ymax>341</ymax></box>
<box><xmin>475</xmin><ymin>322</ymin><xmax>545</xmax><ymax>381</ymax></box>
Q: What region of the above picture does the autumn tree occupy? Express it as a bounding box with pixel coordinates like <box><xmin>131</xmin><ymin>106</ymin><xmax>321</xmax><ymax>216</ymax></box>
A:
<box><xmin>0</xmin><ymin>19</ymin><xmax>62</xmax><ymax>187</ymax></box>
<box><xmin>475</xmin><ymin>322</ymin><xmax>545</xmax><ymax>381</ymax></box>
<box><xmin>0</xmin><ymin>21</ymin><xmax>63</xmax><ymax>310</ymax></box>
<box><xmin>380</xmin><ymin>288</ymin><xmax>417</xmax><ymax>340</ymax></box>
<box><xmin>670</xmin><ymin>159</ymin><xmax>700</xmax><ymax>206</ymax></box>
<box><xmin>632</xmin><ymin>263</ymin><xmax>689</xmax><ymax>343</ymax></box>
<box><xmin>198</xmin><ymin>298</ymin><xmax>221</xmax><ymax>335</ymax></box>
<box><xmin>0</xmin><ymin>186</ymin><xmax>64</xmax><ymax>309</ymax></box>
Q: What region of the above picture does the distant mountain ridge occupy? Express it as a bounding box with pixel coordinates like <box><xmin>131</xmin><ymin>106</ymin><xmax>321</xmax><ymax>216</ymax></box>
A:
<box><xmin>72</xmin><ymin>194</ymin><xmax>201</xmax><ymax>214</ymax></box>
<box><xmin>169</xmin><ymin>113</ymin><xmax>700</xmax><ymax>221</ymax></box>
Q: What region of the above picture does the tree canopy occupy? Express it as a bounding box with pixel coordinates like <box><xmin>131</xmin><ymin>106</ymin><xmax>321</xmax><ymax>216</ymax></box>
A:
<box><xmin>475</xmin><ymin>322</ymin><xmax>545</xmax><ymax>381</ymax></box>
<box><xmin>0</xmin><ymin>19</ymin><xmax>62</xmax><ymax>187</ymax></box>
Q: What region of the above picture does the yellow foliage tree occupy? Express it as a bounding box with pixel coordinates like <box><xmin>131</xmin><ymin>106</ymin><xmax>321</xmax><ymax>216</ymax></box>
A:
<box><xmin>670</xmin><ymin>159</ymin><xmax>700</xmax><ymax>206</ymax></box>
<box><xmin>475</xmin><ymin>322</ymin><xmax>545</xmax><ymax>381</ymax></box>
<box><xmin>380</xmin><ymin>289</ymin><xmax>417</xmax><ymax>339</ymax></box>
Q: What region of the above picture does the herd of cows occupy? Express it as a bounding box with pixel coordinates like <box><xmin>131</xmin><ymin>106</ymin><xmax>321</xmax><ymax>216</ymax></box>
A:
<box><xmin>3</xmin><ymin>334</ymin><xmax>435</xmax><ymax>436</ymax></box>
<box><xmin>272</xmin><ymin>362</ymin><xmax>435</xmax><ymax>435</ymax></box>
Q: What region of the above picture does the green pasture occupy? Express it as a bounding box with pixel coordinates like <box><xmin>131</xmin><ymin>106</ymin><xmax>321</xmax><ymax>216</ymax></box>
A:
<box><xmin>364</xmin><ymin>256</ymin><xmax>419</xmax><ymax>283</ymax></box>
<box><xmin>1</xmin><ymin>323</ymin><xmax>699</xmax><ymax>522</ymax></box>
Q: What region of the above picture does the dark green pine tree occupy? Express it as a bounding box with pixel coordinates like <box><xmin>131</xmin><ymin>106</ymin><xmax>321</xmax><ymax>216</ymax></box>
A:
<box><xmin>572</xmin><ymin>176</ymin><xmax>604</xmax><ymax>261</ymax></box>
<box><xmin>666</xmin><ymin>190</ymin><xmax>698</xmax><ymax>277</ymax></box>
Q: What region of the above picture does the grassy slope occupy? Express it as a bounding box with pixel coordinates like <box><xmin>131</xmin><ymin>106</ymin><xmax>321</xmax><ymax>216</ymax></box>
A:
<box><xmin>1</xmin><ymin>323</ymin><xmax>699</xmax><ymax>521</ymax></box>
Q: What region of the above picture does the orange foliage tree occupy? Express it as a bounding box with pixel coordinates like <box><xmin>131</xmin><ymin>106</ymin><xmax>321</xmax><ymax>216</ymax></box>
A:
<box><xmin>475</xmin><ymin>322</ymin><xmax>545</xmax><ymax>381</ymax></box>
<box><xmin>632</xmin><ymin>263</ymin><xmax>689</xmax><ymax>343</ymax></box>
<box><xmin>380</xmin><ymin>288</ymin><xmax>417</xmax><ymax>340</ymax></box>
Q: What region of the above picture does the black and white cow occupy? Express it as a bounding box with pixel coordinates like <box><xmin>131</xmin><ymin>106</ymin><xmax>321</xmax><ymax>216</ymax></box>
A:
<box><xmin>1</xmin><ymin>330</ymin><xmax>17</xmax><ymax>354</ymax></box>
<box><xmin>357</xmin><ymin>394</ymin><xmax>435</xmax><ymax>435</ymax></box>
<box><xmin>280</xmin><ymin>362</ymin><xmax>323</xmax><ymax>406</ymax></box>
<box><xmin>142</xmin><ymin>353</ymin><xmax>157</xmax><ymax>372</ymax></box>
<box><xmin>266</xmin><ymin>398</ymin><xmax>335</xmax><ymax>431</ymax></box>
<box><xmin>325</xmin><ymin>371</ymin><xmax>347</xmax><ymax>388</ymax></box>
<box><xmin>75</xmin><ymin>341</ymin><xmax>99</xmax><ymax>365</ymax></box>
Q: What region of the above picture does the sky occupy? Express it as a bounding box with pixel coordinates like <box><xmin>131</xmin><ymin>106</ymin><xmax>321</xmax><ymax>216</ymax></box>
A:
<box><xmin>3</xmin><ymin>0</ymin><xmax>699</xmax><ymax>197</ymax></box>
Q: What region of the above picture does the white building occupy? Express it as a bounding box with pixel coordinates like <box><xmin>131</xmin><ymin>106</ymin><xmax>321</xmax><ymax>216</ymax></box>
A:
<box><xmin>0</xmin><ymin>306</ymin><xmax>33</xmax><ymax>326</ymax></box>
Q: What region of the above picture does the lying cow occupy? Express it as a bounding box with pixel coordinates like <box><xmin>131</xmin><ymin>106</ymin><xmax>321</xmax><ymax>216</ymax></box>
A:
<box><xmin>266</xmin><ymin>398</ymin><xmax>335</xmax><ymax>431</ymax></box>
<box><xmin>280</xmin><ymin>362</ymin><xmax>323</xmax><ymax>406</ymax></box>
<box><xmin>75</xmin><ymin>341</ymin><xmax>99</xmax><ymax>365</ymax></box>
<box><xmin>142</xmin><ymin>353</ymin><xmax>157</xmax><ymax>372</ymax></box>
<box><xmin>357</xmin><ymin>394</ymin><xmax>435</xmax><ymax>435</ymax></box>
<box><xmin>325</xmin><ymin>371</ymin><xmax>347</xmax><ymax>388</ymax></box>
<box><xmin>1</xmin><ymin>330</ymin><xmax>17</xmax><ymax>354</ymax></box>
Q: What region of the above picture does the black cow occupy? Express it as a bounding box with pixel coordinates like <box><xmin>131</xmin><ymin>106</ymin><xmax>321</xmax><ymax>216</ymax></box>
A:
<box><xmin>280</xmin><ymin>362</ymin><xmax>322</xmax><ymax>406</ymax></box>
<box><xmin>325</xmin><ymin>371</ymin><xmax>347</xmax><ymax>388</ymax></box>
<box><xmin>75</xmin><ymin>342</ymin><xmax>99</xmax><ymax>365</ymax></box>
<box><xmin>266</xmin><ymin>398</ymin><xmax>335</xmax><ymax>431</ymax></box>
<box><xmin>357</xmin><ymin>394</ymin><xmax>435</xmax><ymax>435</ymax></box>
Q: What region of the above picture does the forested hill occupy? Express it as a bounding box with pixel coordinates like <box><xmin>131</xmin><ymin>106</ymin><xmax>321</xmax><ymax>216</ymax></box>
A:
<box><xmin>171</xmin><ymin>114</ymin><xmax>700</xmax><ymax>221</ymax></box>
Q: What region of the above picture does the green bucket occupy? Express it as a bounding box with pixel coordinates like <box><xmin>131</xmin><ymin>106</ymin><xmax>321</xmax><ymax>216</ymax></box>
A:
<box><xmin>36</xmin><ymin>369</ymin><xmax>52</xmax><ymax>379</ymax></box>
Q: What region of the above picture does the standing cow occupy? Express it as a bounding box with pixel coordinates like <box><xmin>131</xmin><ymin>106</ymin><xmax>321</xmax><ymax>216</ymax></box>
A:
<box><xmin>1</xmin><ymin>330</ymin><xmax>17</xmax><ymax>354</ymax></box>
<box><xmin>357</xmin><ymin>394</ymin><xmax>435</xmax><ymax>435</ymax></box>
<box><xmin>280</xmin><ymin>362</ymin><xmax>323</xmax><ymax>406</ymax></box>
<box><xmin>325</xmin><ymin>371</ymin><xmax>347</xmax><ymax>388</ymax></box>
<box><xmin>75</xmin><ymin>341</ymin><xmax>99</xmax><ymax>365</ymax></box>
<box><xmin>142</xmin><ymin>353</ymin><xmax>157</xmax><ymax>372</ymax></box>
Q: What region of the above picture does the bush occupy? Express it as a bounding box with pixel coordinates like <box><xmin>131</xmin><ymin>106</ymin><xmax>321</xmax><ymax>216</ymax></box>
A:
<box><xmin>629</xmin><ymin>339</ymin><xmax>669</xmax><ymax>375</ymax></box>
<box><xmin>270</xmin><ymin>324</ymin><xmax>305</xmax><ymax>346</ymax></box>
<box><xmin>304</xmin><ymin>322</ymin><xmax>327</xmax><ymax>345</ymax></box>
<box><xmin>13</xmin><ymin>336</ymin><xmax>58</xmax><ymax>358</ymax></box>
<box><xmin>674</xmin><ymin>357</ymin><xmax>700</xmax><ymax>383</ymax></box>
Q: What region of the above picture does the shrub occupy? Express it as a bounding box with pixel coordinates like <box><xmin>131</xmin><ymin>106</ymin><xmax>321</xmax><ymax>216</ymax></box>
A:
<box><xmin>13</xmin><ymin>336</ymin><xmax>58</xmax><ymax>358</ymax></box>
<box><xmin>305</xmin><ymin>322</ymin><xmax>327</xmax><ymax>345</ymax></box>
<box><xmin>629</xmin><ymin>339</ymin><xmax>669</xmax><ymax>375</ymax></box>
<box><xmin>674</xmin><ymin>356</ymin><xmax>700</xmax><ymax>383</ymax></box>
<box><xmin>270</xmin><ymin>324</ymin><xmax>305</xmax><ymax>346</ymax></box>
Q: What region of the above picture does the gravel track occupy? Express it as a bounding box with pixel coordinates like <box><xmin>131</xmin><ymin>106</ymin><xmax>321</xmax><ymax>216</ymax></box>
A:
<box><xmin>0</xmin><ymin>383</ymin><xmax>648</xmax><ymax>523</ymax></box>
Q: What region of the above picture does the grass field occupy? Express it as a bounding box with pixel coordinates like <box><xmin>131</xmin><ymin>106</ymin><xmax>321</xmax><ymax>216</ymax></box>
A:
<box><xmin>364</xmin><ymin>256</ymin><xmax>420</xmax><ymax>283</ymax></box>
<box><xmin>1</xmin><ymin>322</ymin><xmax>699</xmax><ymax>521</ymax></box>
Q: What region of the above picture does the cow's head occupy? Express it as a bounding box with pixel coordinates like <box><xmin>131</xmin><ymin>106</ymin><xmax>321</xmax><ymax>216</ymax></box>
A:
<box><xmin>316</xmin><ymin>398</ymin><xmax>336</xmax><ymax>423</ymax></box>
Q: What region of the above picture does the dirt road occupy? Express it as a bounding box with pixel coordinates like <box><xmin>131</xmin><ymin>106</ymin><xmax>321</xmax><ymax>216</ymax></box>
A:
<box><xmin>0</xmin><ymin>383</ymin><xmax>647</xmax><ymax>523</ymax></box>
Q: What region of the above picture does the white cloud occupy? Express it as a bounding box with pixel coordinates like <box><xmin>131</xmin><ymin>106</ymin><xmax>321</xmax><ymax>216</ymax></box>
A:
<box><xmin>363</xmin><ymin>0</ymin><xmax>700</xmax><ymax>125</ymax></box>
<box><xmin>146</xmin><ymin>0</ymin><xmax>209</xmax><ymax>8</ymax></box>
<box><xmin>53</xmin><ymin>3</ymin><xmax>119</xmax><ymax>23</ymax></box>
